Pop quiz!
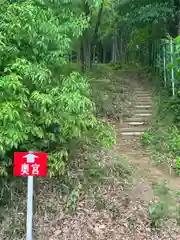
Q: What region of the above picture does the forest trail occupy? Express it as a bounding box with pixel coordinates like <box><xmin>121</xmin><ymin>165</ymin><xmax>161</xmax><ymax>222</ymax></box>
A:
<box><xmin>114</xmin><ymin>74</ymin><xmax>179</xmax><ymax>191</ymax></box>
<box><xmin>52</xmin><ymin>72</ymin><xmax>180</xmax><ymax>240</ymax></box>
<box><xmin>1</xmin><ymin>71</ymin><xmax>179</xmax><ymax>240</ymax></box>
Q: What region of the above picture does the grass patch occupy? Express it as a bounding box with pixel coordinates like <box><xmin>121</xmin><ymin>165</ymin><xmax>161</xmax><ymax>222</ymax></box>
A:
<box><xmin>148</xmin><ymin>201</ymin><xmax>168</xmax><ymax>229</ymax></box>
<box><xmin>88</xmin><ymin>64</ymin><xmax>134</xmax><ymax>120</ymax></box>
<box><xmin>148</xmin><ymin>180</ymin><xmax>179</xmax><ymax>230</ymax></box>
<box><xmin>153</xmin><ymin>181</ymin><xmax>170</xmax><ymax>196</ymax></box>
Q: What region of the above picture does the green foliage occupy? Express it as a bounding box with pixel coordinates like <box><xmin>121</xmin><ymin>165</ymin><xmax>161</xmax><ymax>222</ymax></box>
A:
<box><xmin>170</xmin><ymin>91</ymin><xmax>180</xmax><ymax>125</ymax></box>
<box><xmin>149</xmin><ymin>37</ymin><xmax>180</xmax><ymax>176</ymax></box>
<box><xmin>148</xmin><ymin>201</ymin><xmax>167</xmax><ymax>228</ymax></box>
<box><xmin>115</xmin><ymin>156</ymin><xmax>135</xmax><ymax>176</ymax></box>
<box><xmin>141</xmin><ymin>84</ymin><xmax>180</xmax><ymax>175</ymax></box>
<box><xmin>128</xmin><ymin>28</ymin><xmax>149</xmax><ymax>49</ymax></box>
<box><xmin>174</xmin><ymin>36</ymin><xmax>180</xmax><ymax>77</ymax></box>
<box><xmin>118</xmin><ymin>0</ymin><xmax>173</xmax><ymax>27</ymax></box>
<box><xmin>67</xmin><ymin>184</ymin><xmax>81</xmax><ymax>214</ymax></box>
<box><xmin>163</xmin><ymin>37</ymin><xmax>180</xmax><ymax>97</ymax></box>
<box><xmin>77</xmin><ymin>154</ymin><xmax>133</xmax><ymax>189</ymax></box>
<box><xmin>149</xmin><ymin>181</ymin><xmax>178</xmax><ymax>229</ymax></box>
<box><xmin>151</xmin><ymin>181</ymin><xmax>179</xmax><ymax>228</ymax></box>
<box><xmin>141</xmin><ymin>131</ymin><xmax>154</xmax><ymax>146</ymax></box>
<box><xmin>177</xmin><ymin>206</ymin><xmax>180</xmax><ymax>225</ymax></box>
<box><xmin>154</xmin><ymin>181</ymin><xmax>169</xmax><ymax>196</ymax></box>
<box><xmin>175</xmin><ymin>157</ymin><xmax>180</xmax><ymax>175</ymax></box>
<box><xmin>168</xmin><ymin>127</ymin><xmax>180</xmax><ymax>155</ymax></box>
<box><xmin>141</xmin><ymin>127</ymin><xmax>180</xmax><ymax>174</ymax></box>
<box><xmin>0</xmin><ymin>0</ymin><xmax>115</xmax><ymax>176</ymax></box>
<box><xmin>82</xmin><ymin>157</ymin><xmax>109</xmax><ymax>187</ymax></box>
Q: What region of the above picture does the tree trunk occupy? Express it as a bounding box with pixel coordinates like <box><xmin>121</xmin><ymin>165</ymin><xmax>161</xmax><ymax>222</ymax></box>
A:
<box><xmin>90</xmin><ymin>0</ymin><xmax>104</xmax><ymax>67</ymax></box>
<box><xmin>80</xmin><ymin>39</ymin><xmax>85</xmax><ymax>72</ymax></box>
<box><xmin>115</xmin><ymin>31</ymin><xmax>120</xmax><ymax>62</ymax></box>
<box><xmin>112</xmin><ymin>30</ymin><xmax>120</xmax><ymax>64</ymax></box>
<box><xmin>103</xmin><ymin>46</ymin><xmax>106</xmax><ymax>63</ymax></box>
<box><xmin>119</xmin><ymin>34</ymin><xmax>124</xmax><ymax>65</ymax></box>
<box><xmin>85</xmin><ymin>41</ymin><xmax>91</xmax><ymax>69</ymax></box>
<box><xmin>80</xmin><ymin>0</ymin><xmax>91</xmax><ymax>72</ymax></box>
<box><xmin>112</xmin><ymin>33</ymin><xmax>116</xmax><ymax>63</ymax></box>
<box><xmin>77</xmin><ymin>44</ymin><xmax>81</xmax><ymax>63</ymax></box>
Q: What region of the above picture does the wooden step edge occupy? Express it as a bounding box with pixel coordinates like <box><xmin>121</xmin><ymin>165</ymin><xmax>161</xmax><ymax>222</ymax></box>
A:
<box><xmin>125</xmin><ymin>121</ymin><xmax>146</xmax><ymax>125</ymax></box>
<box><xmin>135</xmin><ymin>105</ymin><xmax>152</xmax><ymax>108</ymax></box>
<box><xmin>125</xmin><ymin>118</ymin><xmax>150</xmax><ymax>122</ymax></box>
<box><xmin>120</xmin><ymin>127</ymin><xmax>149</xmax><ymax>132</ymax></box>
<box><xmin>135</xmin><ymin>113</ymin><xmax>152</xmax><ymax>116</ymax></box>
<box><xmin>121</xmin><ymin>132</ymin><xmax>145</xmax><ymax>136</ymax></box>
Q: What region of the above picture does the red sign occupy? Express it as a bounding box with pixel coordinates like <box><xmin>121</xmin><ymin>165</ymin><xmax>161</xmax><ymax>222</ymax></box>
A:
<box><xmin>13</xmin><ymin>152</ymin><xmax>48</xmax><ymax>176</ymax></box>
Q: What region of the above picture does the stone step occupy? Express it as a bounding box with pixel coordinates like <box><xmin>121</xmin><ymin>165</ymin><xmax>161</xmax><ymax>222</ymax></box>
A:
<box><xmin>135</xmin><ymin>92</ymin><xmax>150</xmax><ymax>94</ymax></box>
<box><xmin>121</xmin><ymin>132</ymin><xmax>145</xmax><ymax>136</ymax></box>
<box><xmin>135</xmin><ymin>113</ymin><xmax>152</xmax><ymax>117</ymax></box>
<box><xmin>136</xmin><ymin>92</ymin><xmax>152</xmax><ymax>95</ymax></box>
<box><xmin>135</xmin><ymin>105</ymin><xmax>152</xmax><ymax>109</ymax></box>
<box><xmin>125</xmin><ymin>117</ymin><xmax>150</xmax><ymax>122</ymax></box>
<box><xmin>136</xmin><ymin>97</ymin><xmax>152</xmax><ymax>100</ymax></box>
<box><xmin>136</xmin><ymin>101</ymin><xmax>152</xmax><ymax>104</ymax></box>
<box><xmin>136</xmin><ymin>99</ymin><xmax>152</xmax><ymax>102</ymax></box>
<box><xmin>135</xmin><ymin>109</ymin><xmax>152</xmax><ymax>114</ymax></box>
<box><xmin>134</xmin><ymin>88</ymin><xmax>145</xmax><ymax>91</ymax></box>
<box><xmin>136</xmin><ymin>101</ymin><xmax>152</xmax><ymax>105</ymax></box>
<box><xmin>126</xmin><ymin>121</ymin><xmax>146</xmax><ymax>126</ymax></box>
<box><xmin>120</xmin><ymin>126</ymin><xmax>149</xmax><ymax>132</ymax></box>
<box><xmin>135</xmin><ymin>87</ymin><xmax>149</xmax><ymax>90</ymax></box>
<box><xmin>136</xmin><ymin>93</ymin><xmax>152</xmax><ymax>96</ymax></box>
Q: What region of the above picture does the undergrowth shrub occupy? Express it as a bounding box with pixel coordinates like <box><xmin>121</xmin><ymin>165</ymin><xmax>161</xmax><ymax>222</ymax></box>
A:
<box><xmin>89</xmin><ymin>64</ymin><xmax>131</xmax><ymax>120</ymax></box>
<box><xmin>149</xmin><ymin>181</ymin><xmax>179</xmax><ymax>229</ymax></box>
<box><xmin>170</xmin><ymin>90</ymin><xmax>180</xmax><ymax>126</ymax></box>
<box><xmin>148</xmin><ymin>201</ymin><xmax>168</xmax><ymax>229</ymax></box>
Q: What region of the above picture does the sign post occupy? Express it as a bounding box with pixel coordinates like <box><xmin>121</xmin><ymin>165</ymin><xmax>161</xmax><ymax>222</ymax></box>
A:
<box><xmin>26</xmin><ymin>176</ymin><xmax>33</xmax><ymax>240</ymax></box>
<box><xmin>14</xmin><ymin>151</ymin><xmax>48</xmax><ymax>240</ymax></box>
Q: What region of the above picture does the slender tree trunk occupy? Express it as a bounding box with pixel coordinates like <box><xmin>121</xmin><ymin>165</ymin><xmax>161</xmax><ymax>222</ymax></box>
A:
<box><xmin>103</xmin><ymin>46</ymin><xmax>106</xmax><ymax>63</ymax></box>
<box><xmin>112</xmin><ymin>33</ymin><xmax>115</xmax><ymax>63</ymax></box>
<box><xmin>77</xmin><ymin>44</ymin><xmax>81</xmax><ymax>63</ymax></box>
<box><xmin>80</xmin><ymin>0</ymin><xmax>91</xmax><ymax>72</ymax></box>
<box><xmin>124</xmin><ymin>43</ymin><xmax>127</xmax><ymax>64</ymax></box>
<box><xmin>148</xmin><ymin>25</ymin><xmax>153</xmax><ymax>66</ymax></box>
<box><xmin>115</xmin><ymin>31</ymin><xmax>120</xmax><ymax>62</ymax></box>
<box><xmin>112</xmin><ymin>30</ymin><xmax>120</xmax><ymax>63</ymax></box>
<box><xmin>90</xmin><ymin>0</ymin><xmax>104</xmax><ymax>68</ymax></box>
<box><xmin>120</xmin><ymin>34</ymin><xmax>124</xmax><ymax>64</ymax></box>
<box><xmin>85</xmin><ymin>40</ymin><xmax>91</xmax><ymax>69</ymax></box>
<box><xmin>80</xmin><ymin>39</ymin><xmax>85</xmax><ymax>72</ymax></box>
